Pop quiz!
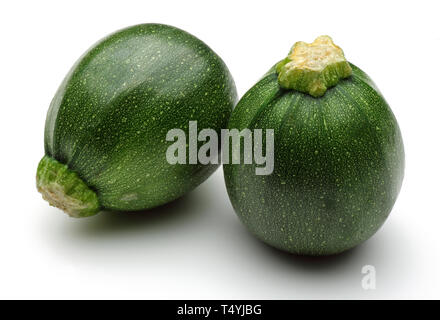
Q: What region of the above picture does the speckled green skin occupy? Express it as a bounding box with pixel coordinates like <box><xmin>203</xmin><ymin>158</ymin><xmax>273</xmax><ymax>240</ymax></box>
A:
<box><xmin>43</xmin><ymin>23</ymin><xmax>237</xmax><ymax>211</ymax></box>
<box><xmin>223</xmin><ymin>63</ymin><xmax>404</xmax><ymax>255</ymax></box>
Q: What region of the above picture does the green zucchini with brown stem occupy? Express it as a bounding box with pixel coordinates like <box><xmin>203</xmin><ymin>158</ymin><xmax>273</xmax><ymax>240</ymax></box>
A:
<box><xmin>37</xmin><ymin>23</ymin><xmax>237</xmax><ymax>217</ymax></box>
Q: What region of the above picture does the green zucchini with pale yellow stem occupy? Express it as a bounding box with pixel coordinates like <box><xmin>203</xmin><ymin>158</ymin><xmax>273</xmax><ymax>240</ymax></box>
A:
<box><xmin>223</xmin><ymin>36</ymin><xmax>404</xmax><ymax>255</ymax></box>
<box><xmin>37</xmin><ymin>23</ymin><xmax>237</xmax><ymax>218</ymax></box>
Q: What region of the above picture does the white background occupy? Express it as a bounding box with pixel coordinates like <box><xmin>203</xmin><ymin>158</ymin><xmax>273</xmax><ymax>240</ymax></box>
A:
<box><xmin>0</xmin><ymin>0</ymin><xmax>439</xmax><ymax>299</ymax></box>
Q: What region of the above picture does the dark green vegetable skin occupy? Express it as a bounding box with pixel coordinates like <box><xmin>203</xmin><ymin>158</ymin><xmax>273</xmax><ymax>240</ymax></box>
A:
<box><xmin>224</xmin><ymin>64</ymin><xmax>404</xmax><ymax>255</ymax></box>
<box><xmin>42</xmin><ymin>24</ymin><xmax>236</xmax><ymax>213</ymax></box>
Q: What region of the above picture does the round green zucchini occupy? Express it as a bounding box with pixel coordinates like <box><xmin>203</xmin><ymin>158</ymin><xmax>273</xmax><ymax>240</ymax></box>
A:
<box><xmin>223</xmin><ymin>36</ymin><xmax>404</xmax><ymax>255</ymax></box>
<box><xmin>37</xmin><ymin>23</ymin><xmax>237</xmax><ymax>217</ymax></box>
